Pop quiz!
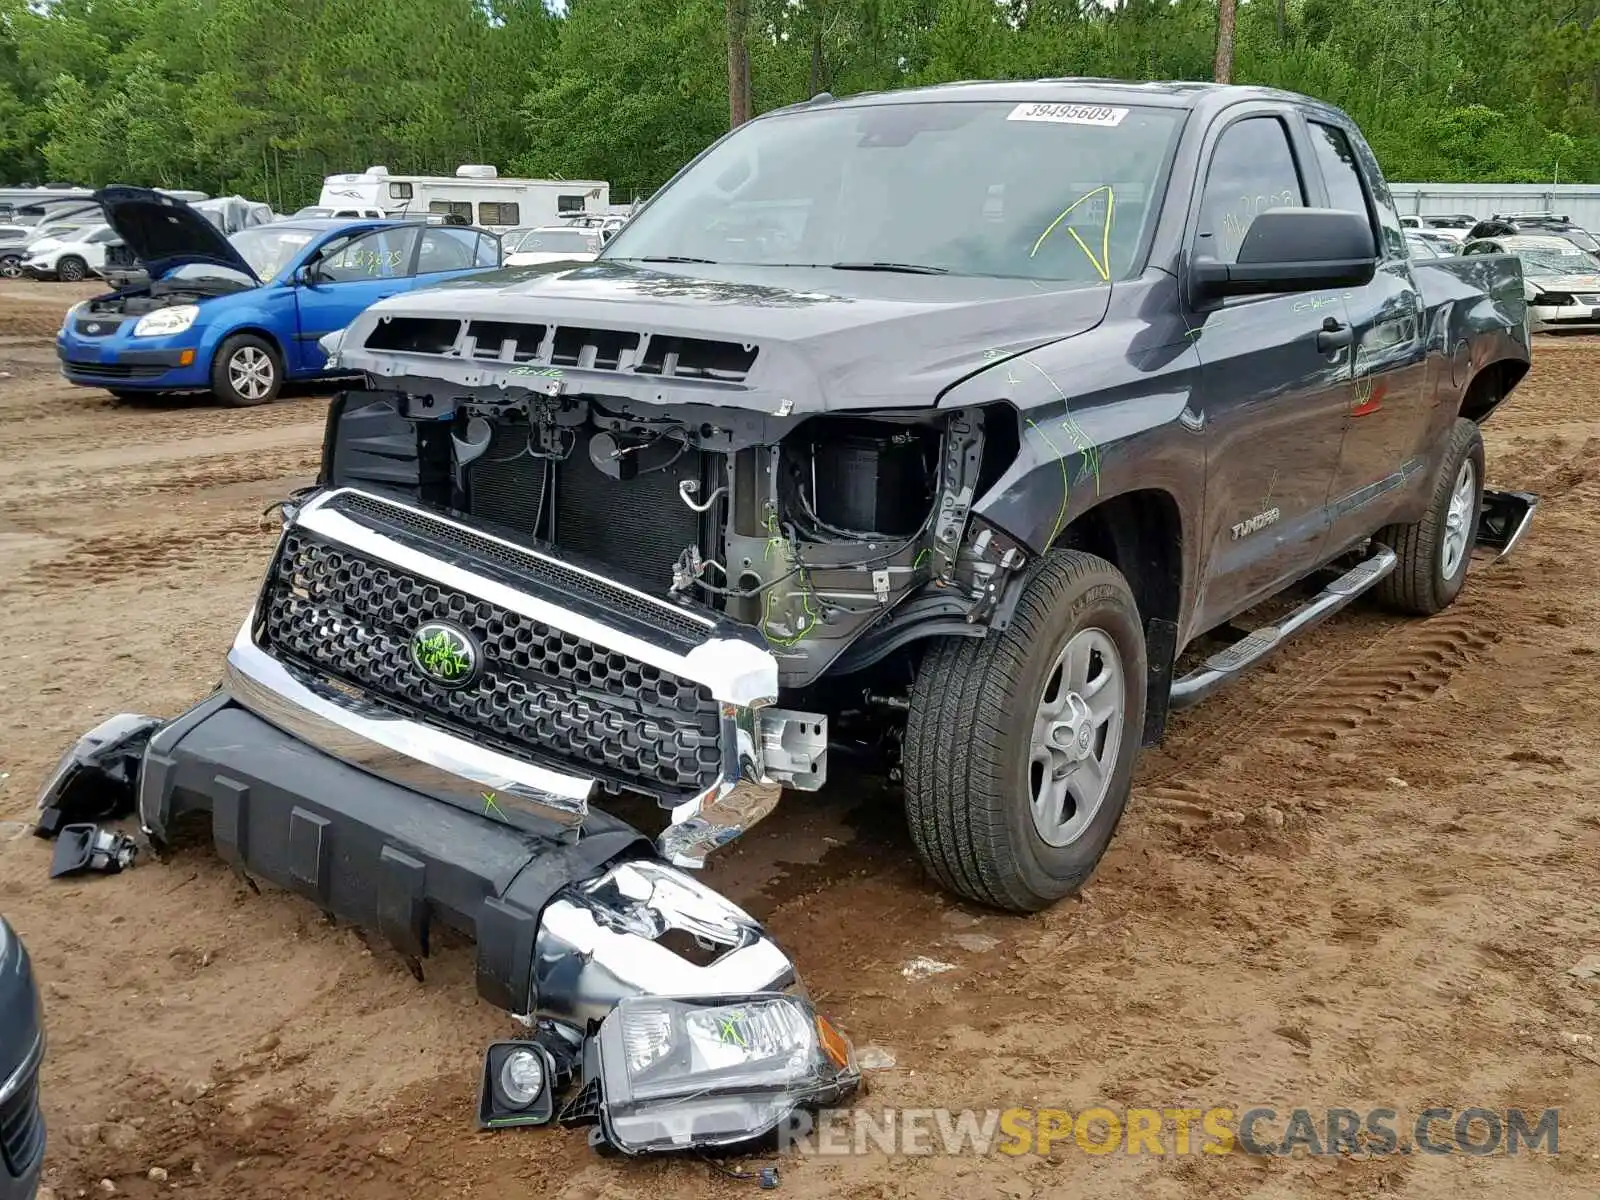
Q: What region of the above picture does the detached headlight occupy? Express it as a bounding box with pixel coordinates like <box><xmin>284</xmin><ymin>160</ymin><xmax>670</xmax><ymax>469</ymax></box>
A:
<box><xmin>132</xmin><ymin>304</ymin><xmax>199</xmax><ymax>338</ymax></box>
<box><xmin>593</xmin><ymin>993</ymin><xmax>860</xmax><ymax>1154</ymax></box>
<box><xmin>1535</xmin><ymin>291</ymin><xmax>1575</xmax><ymax>307</ymax></box>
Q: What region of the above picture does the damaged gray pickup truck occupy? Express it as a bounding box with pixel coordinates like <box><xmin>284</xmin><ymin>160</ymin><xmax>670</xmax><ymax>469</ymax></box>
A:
<box><xmin>46</xmin><ymin>82</ymin><xmax>1536</xmax><ymax>1113</ymax></box>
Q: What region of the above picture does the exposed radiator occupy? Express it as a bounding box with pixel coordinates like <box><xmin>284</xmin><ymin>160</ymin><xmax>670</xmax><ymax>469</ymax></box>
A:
<box><xmin>468</xmin><ymin>424</ymin><xmax>706</xmax><ymax>594</ymax></box>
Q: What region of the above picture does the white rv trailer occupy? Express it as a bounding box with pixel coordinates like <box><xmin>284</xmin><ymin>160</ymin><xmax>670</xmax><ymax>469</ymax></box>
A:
<box><xmin>317</xmin><ymin>165</ymin><xmax>611</xmax><ymax>231</ymax></box>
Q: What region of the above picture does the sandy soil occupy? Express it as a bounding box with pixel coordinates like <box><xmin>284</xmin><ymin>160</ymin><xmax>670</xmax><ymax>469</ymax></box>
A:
<box><xmin>1</xmin><ymin>277</ymin><xmax>1598</xmax><ymax>1199</ymax></box>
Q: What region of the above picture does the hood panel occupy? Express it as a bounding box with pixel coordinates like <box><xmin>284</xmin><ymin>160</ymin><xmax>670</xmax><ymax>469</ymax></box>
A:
<box><xmin>1534</xmin><ymin>273</ymin><xmax>1600</xmax><ymax>293</ymax></box>
<box><xmin>95</xmin><ymin>185</ymin><xmax>260</xmax><ymax>283</ymax></box>
<box><xmin>341</xmin><ymin>260</ymin><xmax>1110</xmax><ymax>412</ymax></box>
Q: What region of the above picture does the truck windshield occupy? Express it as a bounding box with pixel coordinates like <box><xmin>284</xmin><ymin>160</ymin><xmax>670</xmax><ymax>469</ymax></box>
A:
<box><xmin>603</xmin><ymin>100</ymin><xmax>1185</xmax><ymax>283</ymax></box>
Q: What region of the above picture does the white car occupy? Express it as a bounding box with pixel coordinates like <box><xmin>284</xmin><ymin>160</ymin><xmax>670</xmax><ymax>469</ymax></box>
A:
<box><xmin>1463</xmin><ymin>234</ymin><xmax>1600</xmax><ymax>333</ymax></box>
<box><xmin>1399</xmin><ymin>213</ymin><xmax>1474</xmax><ymax>243</ymax></box>
<box><xmin>20</xmin><ymin>222</ymin><xmax>120</xmax><ymax>281</ymax></box>
<box><xmin>502</xmin><ymin>225</ymin><xmax>601</xmax><ymax>266</ymax></box>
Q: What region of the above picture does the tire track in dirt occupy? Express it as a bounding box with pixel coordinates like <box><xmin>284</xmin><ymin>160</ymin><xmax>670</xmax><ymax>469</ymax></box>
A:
<box><xmin>1272</xmin><ymin>614</ymin><xmax>1500</xmax><ymax>743</ymax></box>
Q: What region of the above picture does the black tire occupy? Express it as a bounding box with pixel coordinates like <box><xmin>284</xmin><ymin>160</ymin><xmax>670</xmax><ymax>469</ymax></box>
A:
<box><xmin>0</xmin><ymin>254</ymin><xmax>21</xmax><ymax>279</ymax></box>
<box><xmin>210</xmin><ymin>333</ymin><xmax>282</xmax><ymax>407</ymax></box>
<box><xmin>56</xmin><ymin>255</ymin><xmax>87</xmax><ymax>282</ymax></box>
<box><xmin>903</xmin><ymin>550</ymin><xmax>1147</xmax><ymax>912</ymax></box>
<box><xmin>1373</xmin><ymin>417</ymin><xmax>1484</xmax><ymax>615</ymax></box>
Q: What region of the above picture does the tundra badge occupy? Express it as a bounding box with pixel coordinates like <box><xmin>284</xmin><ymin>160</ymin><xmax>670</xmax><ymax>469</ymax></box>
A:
<box><xmin>1231</xmin><ymin>508</ymin><xmax>1282</xmax><ymax>540</ymax></box>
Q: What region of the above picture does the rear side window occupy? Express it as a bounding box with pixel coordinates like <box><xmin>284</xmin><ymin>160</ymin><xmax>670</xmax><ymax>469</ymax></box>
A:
<box><xmin>1309</xmin><ymin>121</ymin><xmax>1389</xmax><ymax>257</ymax></box>
<box><xmin>417</xmin><ymin>227</ymin><xmax>480</xmax><ymax>273</ymax></box>
<box><xmin>1197</xmin><ymin>115</ymin><xmax>1305</xmax><ymax>264</ymax></box>
<box><xmin>1308</xmin><ymin>124</ymin><xmax>1371</xmax><ymax>222</ymax></box>
<box><xmin>475</xmin><ymin>232</ymin><xmax>501</xmax><ymax>267</ymax></box>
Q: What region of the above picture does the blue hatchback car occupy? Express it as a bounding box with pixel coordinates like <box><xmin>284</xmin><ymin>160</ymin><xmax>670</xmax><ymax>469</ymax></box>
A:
<box><xmin>56</xmin><ymin>187</ymin><xmax>501</xmax><ymax>406</ymax></box>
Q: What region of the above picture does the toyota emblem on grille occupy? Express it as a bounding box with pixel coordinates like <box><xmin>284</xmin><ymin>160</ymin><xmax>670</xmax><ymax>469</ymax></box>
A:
<box><xmin>86</xmin><ymin>322</ymin><xmax>100</xmax><ymax>333</ymax></box>
<box><xmin>410</xmin><ymin>621</ymin><xmax>480</xmax><ymax>687</ymax></box>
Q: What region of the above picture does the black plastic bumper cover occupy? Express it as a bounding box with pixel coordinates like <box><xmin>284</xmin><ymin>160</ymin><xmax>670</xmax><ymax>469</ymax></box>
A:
<box><xmin>138</xmin><ymin>694</ymin><xmax>648</xmax><ymax>1013</ymax></box>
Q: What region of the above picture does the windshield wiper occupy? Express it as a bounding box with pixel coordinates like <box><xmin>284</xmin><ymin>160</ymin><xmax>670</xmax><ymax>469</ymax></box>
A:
<box><xmin>828</xmin><ymin>260</ymin><xmax>950</xmax><ymax>275</ymax></box>
<box><xmin>635</xmin><ymin>255</ymin><xmax>720</xmax><ymax>264</ymax></box>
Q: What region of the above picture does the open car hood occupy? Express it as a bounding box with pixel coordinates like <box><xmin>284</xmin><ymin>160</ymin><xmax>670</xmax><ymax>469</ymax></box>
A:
<box><xmin>94</xmin><ymin>185</ymin><xmax>260</xmax><ymax>283</ymax></box>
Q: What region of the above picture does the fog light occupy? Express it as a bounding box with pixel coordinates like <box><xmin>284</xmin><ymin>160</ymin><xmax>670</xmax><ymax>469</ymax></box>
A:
<box><xmin>477</xmin><ymin>1041</ymin><xmax>556</xmax><ymax>1129</ymax></box>
<box><xmin>593</xmin><ymin>992</ymin><xmax>861</xmax><ymax>1154</ymax></box>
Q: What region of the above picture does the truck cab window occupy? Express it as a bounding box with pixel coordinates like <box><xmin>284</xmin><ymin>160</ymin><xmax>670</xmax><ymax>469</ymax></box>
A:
<box><xmin>1308</xmin><ymin>122</ymin><xmax>1377</xmax><ymax>238</ymax></box>
<box><xmin>1196</xmin><ymin>115</ymin><xmax>1305</xmax><ymax>264</ymax></box>
<box><xmin>1342</xmin><ymin>130</ymin><xmax>1408</xmax><ymax>260</ymax></box>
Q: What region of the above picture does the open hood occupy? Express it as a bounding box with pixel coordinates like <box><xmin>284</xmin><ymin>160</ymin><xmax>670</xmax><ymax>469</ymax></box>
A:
<box><xmin>94</xmin><ymin>185</ymin><xmax>260</xmax><ymax>282</ymax></box>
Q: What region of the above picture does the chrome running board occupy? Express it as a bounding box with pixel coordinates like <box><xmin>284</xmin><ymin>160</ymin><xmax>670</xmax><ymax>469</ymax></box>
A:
<box><xmin>1169</xmin><ymin>545</ymin><xmax>1397</xmax><ymax>711</ymax></box>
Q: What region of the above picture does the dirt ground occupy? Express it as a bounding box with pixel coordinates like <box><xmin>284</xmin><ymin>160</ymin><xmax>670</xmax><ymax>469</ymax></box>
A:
<box><xmin>1</xmin><ymin>277</ymin><xmax>1598</xmax><ymax>1199</ymax></box>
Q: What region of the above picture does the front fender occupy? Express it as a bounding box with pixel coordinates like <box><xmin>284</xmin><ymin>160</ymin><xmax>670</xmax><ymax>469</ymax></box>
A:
<box><xmin>192</xmin><ymin>293</ymin><xmax>294</xmax><ymax>365</ymax></box>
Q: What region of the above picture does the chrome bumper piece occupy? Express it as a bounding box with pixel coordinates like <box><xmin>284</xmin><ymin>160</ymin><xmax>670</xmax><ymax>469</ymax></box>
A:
<box><xmin>227</xmin><ymin>487</ymin><xmax>826</xmax><ymax>859</ymax></box>
<box><xmin>530</xmin><ymin>859</ymin><xmax>796</xmax><ymax>1028</ymax></box>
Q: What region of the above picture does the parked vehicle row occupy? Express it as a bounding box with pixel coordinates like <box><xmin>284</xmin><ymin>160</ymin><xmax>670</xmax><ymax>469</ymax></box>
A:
<box><xmin>1397</xmin><ymin>211</ymin><xmax>1600</xmax><ymax>333</ymax></box>
<box><xmin>1462</xmin><ymin>233</ymin><xmax>1600</xmax><ymax>333</ymax></box>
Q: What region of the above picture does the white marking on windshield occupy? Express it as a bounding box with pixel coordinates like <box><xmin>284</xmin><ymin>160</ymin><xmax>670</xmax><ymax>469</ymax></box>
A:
<box><xmin>1007</xmin><ymin>102</ymin><xmax>1128</xmax><ymax>127</ymax></box>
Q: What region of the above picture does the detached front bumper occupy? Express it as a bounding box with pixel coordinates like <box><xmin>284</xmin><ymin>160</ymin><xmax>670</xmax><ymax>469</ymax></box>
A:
<box><xmin>136</xmin><ymin>697</ymin><xmax>796</xmax><ymax>1018</ymax></box>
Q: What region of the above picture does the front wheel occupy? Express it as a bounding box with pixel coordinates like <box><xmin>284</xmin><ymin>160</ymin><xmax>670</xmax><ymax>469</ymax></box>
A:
<box><xmin>55</xmin><ymin>255</ymin><xmax>88</xmax><ymax>282</ymax></box>
<box><xmin>1373</xmin><ymin>417</ymin><xmax>1484</xmax><ymax>615</ymax></box>
<box><xmin>902</xmin><ymin>550</ymin><xmax>1147</xmax><ymax>912</ymax></box>
<box><xmin>210</xmin><ymin>334</ymin><xmax>282</xmax><ymax>407</ymax></box>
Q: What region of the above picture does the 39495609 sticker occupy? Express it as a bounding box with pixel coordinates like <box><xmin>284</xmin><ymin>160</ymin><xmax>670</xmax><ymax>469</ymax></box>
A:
<box><xmin>1007</xmin><ymin>102</ymin><xmax>1129</xmax><ymax>127</ymax></box>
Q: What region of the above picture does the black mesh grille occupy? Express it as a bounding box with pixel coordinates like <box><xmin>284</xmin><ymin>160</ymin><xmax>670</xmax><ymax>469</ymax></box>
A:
<box><xmin>326</xmin><ymin>489</ymin><xmax>713</xmax><ymax>645</ymax></box>
<box><xmin>73</xmin><ymin>316</ymin><xmax>128</xmax><ymax>337</ymax></box>
<box><xmin>261</xmin><ymin>529</ymin><xmax>723</xmax><ymax>797</ymax></box>
<box><xmin>0</xmin><ymin>1061</ymin><xmax>43</xmax><ymax>1177</ymax></box>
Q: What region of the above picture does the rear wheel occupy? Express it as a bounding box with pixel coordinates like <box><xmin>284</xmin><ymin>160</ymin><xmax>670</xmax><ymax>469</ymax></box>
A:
<box><xmin>1373</xmin><ymin>417</ymin><xmax>1484</xmax><ymax>615</ymax></box>
<box><xmin>902</xmin><ymin>550</ymin><xmax>1146</xmax><ymax>912</ymax></box>
<box><xmin>210</xmin><ymin>334</ymin><xmax>282</xmax><ymax>407</ymax></box>
<box><xmin>0</xmin><ymin>254</ymin><xmax>21</xmax><ymax>279</ymax></box>
<box><xmin>55</xmin><ymin>255</ymin><xmax>88</xmax><ymax>282</ymax></box>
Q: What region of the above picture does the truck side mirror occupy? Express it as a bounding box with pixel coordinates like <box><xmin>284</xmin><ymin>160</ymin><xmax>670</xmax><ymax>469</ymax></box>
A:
<box><xmin>1193</xmin><ymin>208</ymin><xmax>1377</xmax><ymax>300</ymax></box>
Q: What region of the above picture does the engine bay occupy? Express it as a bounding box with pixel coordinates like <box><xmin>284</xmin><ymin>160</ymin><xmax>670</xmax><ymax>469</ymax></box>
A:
<box><xmin>321</xmin><ymin>388</ymin><xmax>1029</xmax><ymax>689</ymax></box>
<box><xmin>84</xmin><ymin>275</ymin><xmax>250</xmax><ymax>316</ymax></box>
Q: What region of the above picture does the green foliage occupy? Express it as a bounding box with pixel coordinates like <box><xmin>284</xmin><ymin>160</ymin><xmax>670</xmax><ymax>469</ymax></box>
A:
<box><xmin>0</xmin><ymin>0</ymin><xmax>1595</xmax><ymax>205</ymax></box>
